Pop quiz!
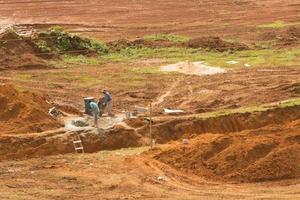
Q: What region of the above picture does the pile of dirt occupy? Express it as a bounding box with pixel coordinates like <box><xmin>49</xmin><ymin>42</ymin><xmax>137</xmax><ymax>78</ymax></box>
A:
<box><xmin>0</xmin><ymin>84</ymin><xmax>62</xmax><ymax>135</ymax></box>
<box><xmin>185</xmin><ymin>36</ymin><xmax>249</xmax><ymax>52</ymax></box>
<box><xmin>0</xmin><ymin>29</ymin><xmax>49</xmax><ymax>70</ymax></box>
<box><xmin>276</xmin><ymin>26</ymin><xmax>300</xmax><ymax>47</ymax></box>
<box><xmin>258</xmin><ymin>26</ymin><xmax>300</xmax><ymax>48</ymax></box>
<box><xmin>148</xmin><ymin>121</ymin><xmax>300</xmax><ymax>183</ymax></box>
<box><xmin>107</xmin><ymin>37</ymin><xmax>249</xmax><ymax>52</ymax></box>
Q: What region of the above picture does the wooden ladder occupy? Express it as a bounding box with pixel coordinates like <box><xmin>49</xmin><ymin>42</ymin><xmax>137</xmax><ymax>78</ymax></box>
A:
<box><xmin>73</xmin><ymin>135</ymin><xmax>85</xmax><ymax>153</ymax></box>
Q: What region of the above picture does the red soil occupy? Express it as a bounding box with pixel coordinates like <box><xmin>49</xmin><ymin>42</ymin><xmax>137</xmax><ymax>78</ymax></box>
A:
<box><xmin>0</xmin><ymin>30</ymin><xmax>49</xmax><ymax>70</ymax></box>
<box><xmin>148</xmin><ymin>120</ymin><xmax>300</xmax><ymax>183</ymax></box>
<box><xmin>1</xmin><ymin>0</ymin><xmax>299</xmax><ymax>42</ymax></box>
<box><xmin>185</xmin><ymin>37</ymin><xmax>249</xmax><ymax>52</ymax></box>
<box><xmin>0</xmin><ymin>84</ymin><xmax>62</xmax><ymax>135</ymax></box>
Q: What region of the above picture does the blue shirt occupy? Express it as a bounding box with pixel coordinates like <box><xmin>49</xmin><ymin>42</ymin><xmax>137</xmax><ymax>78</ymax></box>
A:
<box><xmin>89</xmin><ymin>102</ymin><xmax>100</xmax><ymax>114</ymax></box>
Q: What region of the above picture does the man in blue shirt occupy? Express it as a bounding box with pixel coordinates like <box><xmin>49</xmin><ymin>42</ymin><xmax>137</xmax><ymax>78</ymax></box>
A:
<box><xmin>102</xmin><ymin>90</ymin><xmax>114</xmax><ymax>117</ymax></box>
<box><xmin>89</xmin><ymin>101</ymin><xmax>100</xmax><ymax>128</ymax></box>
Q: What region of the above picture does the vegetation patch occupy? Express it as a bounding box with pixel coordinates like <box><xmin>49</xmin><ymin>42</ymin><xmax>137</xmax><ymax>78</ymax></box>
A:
<box><xmin>59</xmin><ymin>46</ymin><xmax>300</xmax><ymax>68</ymax></box>
<box><xmin>194</xmin><ymin>98</ymin><xmax>300</xmax><ymax>120</ymax></box>
<box><xmin>258</xmin><ymin>21</ymin><xmax>300</xmax><ymax>29</ymax></box>
<box><xmin>14</xmin><ymin>73</ymin><xmax>35</xmax><ymax>81</ymax></box>
<box><xmin>143</xmin><ymin>34</ymin><xmax>190</xmax><ymax>42</ymax></box>
<box><xmin>35</xmin><ymin>26</ymin><xmax>109</xmax><ymax>55</ymax></box>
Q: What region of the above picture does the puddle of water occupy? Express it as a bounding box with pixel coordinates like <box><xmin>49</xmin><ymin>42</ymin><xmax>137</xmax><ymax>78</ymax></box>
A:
<box><xmin>160</xmin><ymin>61</ymin><xmax>226</xmax><ymax>76</ymax></box>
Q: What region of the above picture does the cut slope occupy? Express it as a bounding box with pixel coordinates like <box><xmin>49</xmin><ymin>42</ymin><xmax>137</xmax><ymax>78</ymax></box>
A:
<box><xmin>0</xmin><ymin>84</ymin><xmax>62</xmax><ymax>135</ymax></box>
<box><xmin>148</xmin><ymin>121</ymin><xmax>300</xmax><ymax>183</ymax></box>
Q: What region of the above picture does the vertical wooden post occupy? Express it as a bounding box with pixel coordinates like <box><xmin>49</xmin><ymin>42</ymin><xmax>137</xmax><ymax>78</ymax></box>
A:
<box><xmin>149</xmin><ymin>102</ymin><xmax>153</xmax><ymax>148</ymax></box>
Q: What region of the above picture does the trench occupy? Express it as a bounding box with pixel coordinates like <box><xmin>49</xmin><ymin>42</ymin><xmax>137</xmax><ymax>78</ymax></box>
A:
<box><xmin>0</xmin><ymin>105</ymin><xmax>300</xmax><ymax>161</ymax></box>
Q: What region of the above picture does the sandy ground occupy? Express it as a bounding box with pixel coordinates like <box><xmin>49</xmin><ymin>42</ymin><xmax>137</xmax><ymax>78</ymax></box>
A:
<box><xmin>0</xmin><ymin>149</ymin><xmax>299</xmax><ymax>200</ymax></box>
<box><xmin>160</xmin><ymin>61</ymin><xmax>226</xmax><ymax>76</ymax></box>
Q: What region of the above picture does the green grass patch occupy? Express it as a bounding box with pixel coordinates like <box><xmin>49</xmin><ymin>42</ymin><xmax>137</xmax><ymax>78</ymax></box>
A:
<box><xmin>258</xmin><ymin>21</ymin><xmax>300</xmax><ymax>29</ymax></box>
<box><xmin>14</xmin><ymin>73</ymin><xmax>36</xmax><ymax>81</ymax></box>
<box><xmin>48</xmin><ymin>72</ymin><xmax>100</xmax><ymax>87</ymax></box>
<box><xmin>58</xmin><ymin>46</ymin><xmax>300</xmax><ymax>69</ymax></box>
<box><xmin>129</xmin><ymin>66</ymin><xmax>163</xmax><ymax>74</ymax></box>
<box><xmin>194</xmin><ymin>98</ymin><xmax>300</xmax><ymax>120</ymax></box>
<box><xmin>62</xmin><ymin>55</ymin><xmax>105</xmax><ymax>65</ymax></box>
<box><xmin>144</xmin><ymin>34</ymin><xmax>190</xmax><ymax>42</ymax></box>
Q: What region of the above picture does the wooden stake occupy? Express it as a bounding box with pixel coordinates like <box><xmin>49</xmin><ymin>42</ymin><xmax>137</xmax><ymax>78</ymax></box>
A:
<box><xmin>149</xmin><ymin>102</ymin><xmax>153</xmax><ymax>148</ymax></box>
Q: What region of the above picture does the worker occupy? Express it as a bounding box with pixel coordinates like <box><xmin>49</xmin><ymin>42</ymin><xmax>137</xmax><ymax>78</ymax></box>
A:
<box><xmin>102</xmin><ymin>89</ymin><xmax>114</xmax><ymax>117</ymax></box>
<box><xmin>89</xmin><ymin>101</ymin><xmax>100</xmax><ymax>128</ymax></box>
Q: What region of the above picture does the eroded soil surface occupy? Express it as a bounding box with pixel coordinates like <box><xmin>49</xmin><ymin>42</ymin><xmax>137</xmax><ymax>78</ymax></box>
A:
<box><xmin>0</xmin><ymin>1</ymin><xmax>300</xmax><ymax>199</ymax></box>
<box><xmin>0</xmin><ymin>150</ymin><xmax>299</xmax><ymax>200</ymax></box>
<box><xmin>1</xmin><ymin>0</ymin><xmax>299</xmax><ymax>42</ymax></box>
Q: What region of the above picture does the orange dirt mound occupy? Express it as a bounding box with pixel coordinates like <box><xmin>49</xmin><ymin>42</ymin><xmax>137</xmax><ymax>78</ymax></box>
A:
<box><xmin>276</xmin><ymin>26</ymin><xmax>300</xmax><ymax>47</ymax></box>
<box><xmin>0</xmin><ymin>29</ymin><xmax>49</xmax><ymax>70</ymax></box>
<box><xmin>259</xmin><ymin>26</ymin><xmax>300</xmax><ymax>48</ymax></box>
<box><xmin>148</xmin><ymin>121</ymin><xmax>300</xmax><ymax>183</ymax></box>
<box><xmin>185</xmin><ymin>36</ymin><xmax>249</xmax><ymax>52</ymax></box>
<box><xmin>0</xmin><ymin>84</ymin><xmax>62</xmax><ymax>135</ymax></box>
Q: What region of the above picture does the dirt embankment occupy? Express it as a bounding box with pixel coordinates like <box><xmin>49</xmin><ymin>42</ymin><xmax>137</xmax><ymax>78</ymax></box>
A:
<box><xmin>0</xmin><ymin>125</ymin><xmax>146</xmax><ymax>161</ymax></box>
<box><xmin>142</xmin><ymin>106</ymin><xmax>300</xmax><ymax>183</ymax></box>
<box><xmin>0</xmin><ymin>84</ymin><xmax>62</xmax><ymax>135</ymax></box>
<box><xmin>0</xmin><ymin>30</ymin><xmax>49</xmax><ymax>70</ymax></box>
<box><xmin>143</xmin><ymin>105</ymin><xmax>300</xmax><ymax>143</ymax></box>
<box><xmin>1</xmin><ymin>104</ymin><xmax>299</xmax><ymax>164</ymax></box>
<box><xmin>276</xmin><ymin>26</ymin><xmax>300</xmax><ymax>47</ymax></box>
<box><xmin>0</xmin><ymin>27</ymin><xmax>107</xmax><ymax>70</ymax></box>
<box><xmin>185</xmin><ymin>37</ymin><xmax>249</xmax><ymax>52</ymax></box>
<box><xmin>107</xmin><ymin>37</ymin><xmax>249</xmax><ymax>52</ymax></box>
<box><xmin>259</xmin><ymin>26</ymin><xmax>300</xmax><ymax>48</ymax></box>
<box><xmin>148</xmin><ymin>121</ymin><xmax>300</xmax><ymax>183</ymax></box>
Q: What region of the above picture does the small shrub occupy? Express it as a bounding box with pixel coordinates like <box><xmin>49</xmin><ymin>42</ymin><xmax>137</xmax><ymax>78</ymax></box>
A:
<box><xmin>35</xmin><ymin>40</ymin><xmax>52</xmax><ymax>53</ymax></box>
<box><xmin>91</xmin><ymin>40</ymin><xmax>109</xmax><ymax>54</ymax></box>
<box><xmin>49</xmin><ymin>26</ymin><xmax>65</xmax><ymax>34</ymax></box>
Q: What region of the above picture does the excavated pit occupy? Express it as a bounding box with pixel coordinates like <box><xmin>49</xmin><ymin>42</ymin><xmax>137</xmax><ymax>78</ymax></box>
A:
<box><xmin>0</xmin><ymin>83</ymin><xmax>299</xmax><ymax>182</ymax></box>
<box><xmin>0</xmin><ymin>104</ymin><xmax>299</xmax><ymax>161</ymax></box>
<box><xmin>147</xmin><ymin>121</ymin><xmax>300</xmax><ymax>183</ymax></box>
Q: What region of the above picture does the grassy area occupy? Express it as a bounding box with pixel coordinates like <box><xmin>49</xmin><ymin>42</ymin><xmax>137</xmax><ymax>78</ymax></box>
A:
<box><xmin>258</xmin><ymin>21</ymin><xmax>300</xmax><ymax>29</ymax></box>
<box><xmin>45</xmin><ymin>72</ymin><xmax>101</xmax><ymax>87</ymax></box>
<box><xmin>194</xmin><ymin>98</ymin><xmax>300</xmax><ymax>120</ymax></box>
<box><xmin>143</xmin><ymin>34</ymin><xmax>190</xmax><ymax>42</ymax></box>
<box><xmin>61</xmin><ymin>55</ymin><xmax>105</xmax><ymax>65</ymax></box>
<box><xmin>60</xmin><ymin>47</ymin><xmax>300</xmax><ymax>68</ymax></box>
<box><xmin>48</xmin><ymin>28</ymin><xmax>300</xmax><ymax>69</ymax></box>
<box><xmin>14</xmin><ymin>73</ymin><xmax>35</xmax><ymax>81</ymax></box>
